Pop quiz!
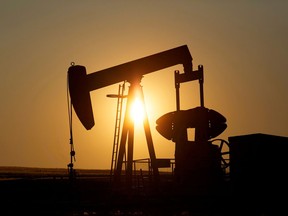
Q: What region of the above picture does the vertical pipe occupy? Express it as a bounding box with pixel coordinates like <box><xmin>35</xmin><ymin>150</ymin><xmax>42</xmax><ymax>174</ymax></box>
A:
<box><xmin>175</xmin><ymin>70</ymin><xmax>180</xmax><ymax>111</ymax></box>
<box><xmin>198</xmin><ymin>65</ymin><xmax>204</xmax><ymax>107</ymax></box>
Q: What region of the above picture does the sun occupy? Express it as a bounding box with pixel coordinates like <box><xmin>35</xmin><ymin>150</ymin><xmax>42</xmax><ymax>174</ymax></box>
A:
<box><xmin>130</xmin><ymin>97</ymin><xmax>145</xmax><ymax>124</ymax></box>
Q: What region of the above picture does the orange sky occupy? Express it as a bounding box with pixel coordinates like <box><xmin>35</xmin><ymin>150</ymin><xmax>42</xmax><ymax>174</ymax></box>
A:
<box><xmin>1</xmin><ymin>1</ymin><xmax>287</xmax><ymax>169</ymax></box>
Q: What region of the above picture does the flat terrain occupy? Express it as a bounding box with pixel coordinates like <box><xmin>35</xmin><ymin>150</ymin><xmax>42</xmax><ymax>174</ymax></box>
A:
<box><xmin>0</xmin><ymin>166</ymin><xmax>279</xmax><ymax>215</ymax></box>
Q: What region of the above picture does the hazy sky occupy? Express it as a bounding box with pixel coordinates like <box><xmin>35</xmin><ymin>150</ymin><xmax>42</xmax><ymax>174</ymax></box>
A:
<box><xmin>1</xmin><ymin>1</ymin><xmax>287</xmax><ymax>169</ymax></box>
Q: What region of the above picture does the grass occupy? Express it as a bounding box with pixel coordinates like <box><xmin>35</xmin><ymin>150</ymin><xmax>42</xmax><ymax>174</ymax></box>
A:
<box><xmin>0</xmin><ymin>166</ymin><xmax>275</xmax><ymax>215</ymax></box>
<box><xmin>0</xmin><ymin>166</ymin><xmax>111</xmax><ymax>180</ymax></box>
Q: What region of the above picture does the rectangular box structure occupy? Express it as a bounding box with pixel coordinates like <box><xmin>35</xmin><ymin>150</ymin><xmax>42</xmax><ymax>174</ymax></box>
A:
<box><xmin>229</xmin><ymin>133</ymin><xmax>288</xmax><ymax>198</ymax></box>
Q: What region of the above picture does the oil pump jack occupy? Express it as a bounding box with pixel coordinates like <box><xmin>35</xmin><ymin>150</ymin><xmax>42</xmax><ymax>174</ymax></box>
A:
<box><xmin>67</xmin><ymin>45</ymin><xmax>227</xmax><ymax>189</ymax></box>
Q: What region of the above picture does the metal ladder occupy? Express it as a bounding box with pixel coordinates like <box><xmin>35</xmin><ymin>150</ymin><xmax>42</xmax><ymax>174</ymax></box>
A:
<box><xmin>110</xmin><ymin>82</ymin><xmax>126</xmax><ymax>177</ymax></box>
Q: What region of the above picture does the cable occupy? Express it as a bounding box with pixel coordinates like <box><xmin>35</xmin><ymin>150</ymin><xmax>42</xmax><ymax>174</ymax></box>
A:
<box><xmin>67</xmin><ymin>64</ymin><xmax>76</xmax><ymax>180</ymax></box>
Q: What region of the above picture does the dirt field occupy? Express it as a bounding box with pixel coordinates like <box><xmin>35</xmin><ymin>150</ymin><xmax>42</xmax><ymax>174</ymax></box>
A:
<box><xmin>0</xmin><ymin>167</ymin><xmax>280</xmax><ymax>215</ymax></box>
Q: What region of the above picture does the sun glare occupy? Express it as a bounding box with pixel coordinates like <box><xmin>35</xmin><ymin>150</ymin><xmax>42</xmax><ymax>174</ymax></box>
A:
<box><xmin>130</xmin><ymin>97</ymin><xmax>145</xmax><ymax>124</ymax></box>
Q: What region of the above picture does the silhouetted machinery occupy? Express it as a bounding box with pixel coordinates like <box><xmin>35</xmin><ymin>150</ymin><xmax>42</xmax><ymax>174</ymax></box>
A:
<box><xmin>68</xmin><ymin>45</ymin><xmax>228</xmax><ymax>191</ymax></box>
